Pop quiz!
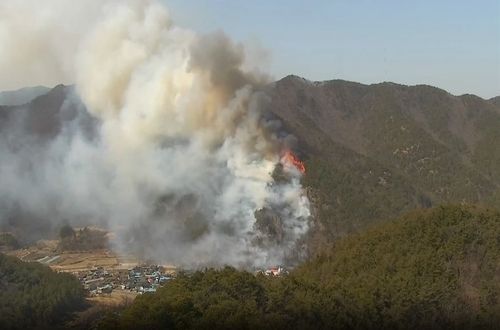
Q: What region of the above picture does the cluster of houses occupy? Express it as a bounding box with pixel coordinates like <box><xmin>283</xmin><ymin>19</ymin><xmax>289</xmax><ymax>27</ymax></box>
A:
<box><xmin>124</xmin><ymin>265</ymin><xmax>173</xmax><ymax>294</ymax></box>
<box><xmin>77</xmin><ymin>264</ymin><xmax>288</xmax><ymax>296</ymax></box>
<box><xmin>256</xmin><ymin>266</ymin><xmax>288</xmax><ymax>277</ymax></box>
<box><xmin>77</xmin><ymin>265</ymin><xmax>174</xmax><ymax>296</ymax></box>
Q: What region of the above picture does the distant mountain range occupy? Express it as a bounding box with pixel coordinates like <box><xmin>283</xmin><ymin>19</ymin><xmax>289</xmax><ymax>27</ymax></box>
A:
<box><xmin>1</xmin><ymin>78</ymin><xmax>499</xmax><ymax>253</ymax></box>
<box><xmin>490</xmin><ymin>96</ymin><xmax>500</xmax><ymax>107</ymax></box>
<box><xmin>0</xmin><ymin>86</ymin><xmax>50</xmax><ymax>106</ymax></box>
<box><xmin>0</xmin><ymin>84</ymin><xmax>95</xmax><ymax>141</ymax></box>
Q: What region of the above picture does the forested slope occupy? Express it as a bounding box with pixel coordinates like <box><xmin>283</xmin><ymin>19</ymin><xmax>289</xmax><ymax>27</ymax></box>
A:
<box><xmin>266</xmin><ymin>76</ymin><xmax>500</xmax><ymax>250</ymax></box>
<box><xmin>99</xmin><ymin>205</ymin><xmax>500</xmax><ymax>329</ymax></box>
<box><xmin>0</xmin><ymin>253</ymin><xmax>85</xmax><ymax>329</ymax></box>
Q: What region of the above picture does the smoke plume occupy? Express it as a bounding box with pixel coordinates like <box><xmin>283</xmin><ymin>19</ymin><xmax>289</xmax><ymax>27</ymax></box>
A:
<box><xmin>0</xmin><ymin>0</ymin><xmax>309</xmax><ymax>268</ymax></box>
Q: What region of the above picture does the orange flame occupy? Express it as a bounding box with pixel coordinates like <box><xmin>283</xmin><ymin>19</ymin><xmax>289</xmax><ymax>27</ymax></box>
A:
<box><xmin>281</xmin><ymin>150</ymin><xmax>305</xmax><ymax>174</ymax></box>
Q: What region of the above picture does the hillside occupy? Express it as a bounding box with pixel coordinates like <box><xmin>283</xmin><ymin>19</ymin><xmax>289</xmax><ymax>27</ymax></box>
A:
<box><xmin>0</xmin><ymin>85</ymin><xmax>97</xmax><ymax>243</ymax></box>
<box><xmin>293</xmin><ymin>205</ymin><xmax>500</xmax><ymax>329</ymax></box>
<box><xmin>98</xmin><ymin>205</ymin><xmax>500</xmax><ymax>329</ymax></box>
<box><xmin>265</xmin><ymin>76</ymin><xmax>500</xmax><ymax>250</ymax></box>
<box><xmin>0</xmin><ymin>86</ymin><xmax>50</xmax><ymax>106</ymax></box>
<box><xmin>489</xmin><ymin>96</ymin><xmax>500</xmax><ymax>108</ymax></box>
<box><xmin>0</xmin><ymin>84</ymin><xmax>94</xmax><ymax>141</ymax></box>
<box><xmin>1</xmin><ymin>79</ymin><xmax>500</xmax><ymax>253</ymax></box>
<box><xmin>0</xmin><ymin>253</ymin><xmax>85</xmax><ymax>329</ymax></box>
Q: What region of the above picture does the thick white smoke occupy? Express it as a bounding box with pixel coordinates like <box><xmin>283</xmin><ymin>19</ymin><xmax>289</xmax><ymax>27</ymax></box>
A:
<box><xmin>0</xmin><ymin>0</ymin><xmax>108</xmax><ymax>90</ymax></box>
<box><xmin>0</xmin><ymin>0</ymin><xmax>310</xmax><ymax>267</ymax></box>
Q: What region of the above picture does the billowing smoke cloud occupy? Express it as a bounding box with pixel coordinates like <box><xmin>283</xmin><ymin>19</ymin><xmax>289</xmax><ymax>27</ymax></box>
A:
<box><xmin>0</xmin><ymin>0</ymin><xmax>109</xmax><ymax>90</ymax></box>
<box><xmin>0</xmin><ymin>0</ymin><xmax>309</xmax><ymax>267</ymax></box>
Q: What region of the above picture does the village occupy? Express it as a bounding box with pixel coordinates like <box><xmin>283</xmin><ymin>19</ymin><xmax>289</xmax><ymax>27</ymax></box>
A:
<box><xmin>75</xmin><ymin>264</ymin><xmax>289</xmax><ymax>297</ymax></box>
<box><xmin>75</xmin><ymin>264</ymin><xmax>175</xmax><ymax>296</ymax></box>
<box><xmin>2</xmin><ymin>229</ymin><xmax>290</xmax><ymax>298</ymax></box>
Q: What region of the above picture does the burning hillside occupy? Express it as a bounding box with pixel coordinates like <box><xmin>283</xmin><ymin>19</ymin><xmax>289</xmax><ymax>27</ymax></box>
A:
<box><xmin>281</xmin><ymin>150</ymin><xmax>306</xmax><ymax>174</ymax></box>
<box><xmin>0</xmin><ymin>0</ymin><xmax>310</xmax><ymax>268</ymax></box>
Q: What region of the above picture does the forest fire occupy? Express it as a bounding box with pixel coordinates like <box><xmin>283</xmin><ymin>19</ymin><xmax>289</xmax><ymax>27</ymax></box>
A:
<box><xmin>281</xmin><ymin>150</ymin><xmax>306</xmax><ymax>174</ymax></box>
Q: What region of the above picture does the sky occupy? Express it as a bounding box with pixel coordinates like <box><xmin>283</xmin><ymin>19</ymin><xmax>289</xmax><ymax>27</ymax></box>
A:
<box><xmin>165</xmin><ymin>0</ymin><xmax>500</xmax><ymax>98</ymax></box>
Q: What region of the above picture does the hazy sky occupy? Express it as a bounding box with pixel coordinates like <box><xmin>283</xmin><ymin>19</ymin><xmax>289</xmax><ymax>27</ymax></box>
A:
<box><xmin>165</xmin><ymin>0</ymin><xmax>500</xmax><ymax>98</ymax></box>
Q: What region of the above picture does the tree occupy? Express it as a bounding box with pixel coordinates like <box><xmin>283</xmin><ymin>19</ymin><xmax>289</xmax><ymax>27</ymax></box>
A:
<box><xmin>59</xmin><ymin>224</ymin><xmax>75</xmax><ymax>240</ymax></box>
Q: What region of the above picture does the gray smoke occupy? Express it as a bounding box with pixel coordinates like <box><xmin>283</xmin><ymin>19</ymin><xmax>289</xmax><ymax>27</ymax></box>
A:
<box><xmin>0</xmin><ymin>0</ymin><xmax>310</xmax><ymax>268</ymax></box>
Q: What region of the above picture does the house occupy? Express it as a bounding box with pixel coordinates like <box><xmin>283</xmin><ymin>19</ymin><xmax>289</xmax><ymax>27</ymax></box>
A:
<box><xmin>97</xmin><ymin>284</ymin><xmax>113</xmax><ymax>294</ymax></box>
<box><xmin>265</xmin><ymin>266</ymin><xmax>284</xmax><ymax>276</ymax></box>
<box><xmin>143</xmin><ymin>287</ymin><xmax>156</xmax><ymax>294</ymax></box>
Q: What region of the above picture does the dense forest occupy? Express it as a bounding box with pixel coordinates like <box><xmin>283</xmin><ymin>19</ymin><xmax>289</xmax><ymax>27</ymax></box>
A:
<box><xmin>0</xmin><ymin>253</ymin><xmax>85</xmax><ymax>329</ymax></box>
<box><xmin>98</xmin><ymin>205</ymin><xmax>500</xmax><ymax>329</ymax></box>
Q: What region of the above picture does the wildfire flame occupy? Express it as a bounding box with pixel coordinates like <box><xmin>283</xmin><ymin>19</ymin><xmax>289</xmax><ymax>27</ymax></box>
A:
<box><xmin>281</xmin><ymin>150</ymin><xmax>306</xmax><ymax>174</ymax></box>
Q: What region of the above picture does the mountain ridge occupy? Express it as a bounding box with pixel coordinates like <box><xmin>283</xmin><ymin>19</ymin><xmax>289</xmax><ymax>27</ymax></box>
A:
<box><xmin>0</xmin><ymin>85</ymin><xmax>51</xmax><ymax>106</ymax></box>
<box><xmin>277</xmin><ymin>74</ymin><xmax>500</xmax><ymax>101</ymax></box>
<box><xmin>266</xmin><ymin>75</ymin><xmax>500</xmax><ymax>251</ymax></box>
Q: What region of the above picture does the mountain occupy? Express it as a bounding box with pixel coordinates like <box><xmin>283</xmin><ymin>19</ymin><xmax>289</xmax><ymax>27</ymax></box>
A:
<box><xmin>0</xmin><ymin>86</ymin><xmax>51</xmax><ymax>106</ymax></box>
<box><xmin>2</xmin><ymin>79</ymin><xmax>499</xmax><ymax>328</ymax></box>
<box><xmin>100</xmin><ymin>205</ymin><xmax>500</xmax><ymax>329</ymax></box>
<box><xmin>0</xmin><ymin>85</ymin><xmax>97</xmax><ymax>242</ymax></box>
<box><xmin>490</xmin><ymin>96</ymin><xmax>500</xmax><ymax>107</ymax></box>
<box><xmin>0</xmin><ymin>84</ymin><xmax>97</xmax><ymax>141</ymax></box>
<box><xmin>265</xmin><ymin>75</ymin><xmax>500</xmax><ymax>251</ymax></box>
<box><xmin>1</xmin><ymin>79</ymin><xmax>500</xmax><ymax>253</ymax></box>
